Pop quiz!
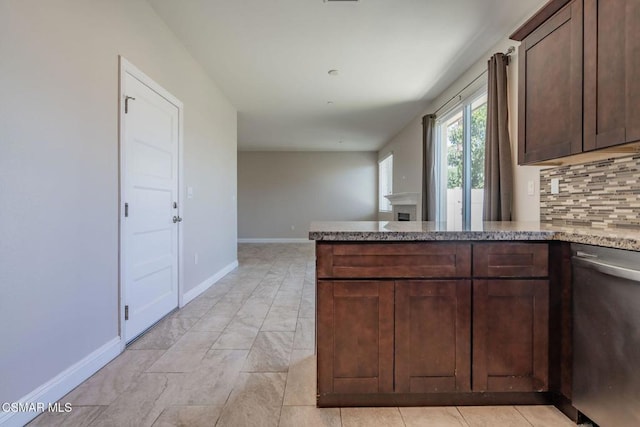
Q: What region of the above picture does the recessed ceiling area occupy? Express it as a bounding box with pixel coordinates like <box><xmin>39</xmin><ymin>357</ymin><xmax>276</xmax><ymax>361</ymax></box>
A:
<box><xmin>148</xmin><ymin>0</ymin><xmax>545</xmax><ymax>151</ymax></box>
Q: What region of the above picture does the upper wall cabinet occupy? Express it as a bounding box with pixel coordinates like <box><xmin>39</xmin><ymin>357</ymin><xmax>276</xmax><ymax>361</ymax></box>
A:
<box><xmin>511</xmin><ymin>0</ymin><xmax>640</xmax><ymax>164</ymax></box>
<box><xmin>583</xmin><ymin>0</ymin><xmax>640</xmax><ymax>151</ymax></box>
<box><xmin>513</xmin><ymin>0</ymin><xmax>583</xmax><ymax>164</ymax></box>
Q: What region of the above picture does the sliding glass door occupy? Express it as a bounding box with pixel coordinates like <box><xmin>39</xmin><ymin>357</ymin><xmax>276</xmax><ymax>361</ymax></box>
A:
<box><xmin>437</xmin><ymin>91</ymin><xmax>487</xmax><ymax>228</ymax></box>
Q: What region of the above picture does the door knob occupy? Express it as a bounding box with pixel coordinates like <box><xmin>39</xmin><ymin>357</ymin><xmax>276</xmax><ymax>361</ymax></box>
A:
<box><xmin>173</xmin><ymin>216</ymin><xmax>183</xmax><ymax>223</ymax></box>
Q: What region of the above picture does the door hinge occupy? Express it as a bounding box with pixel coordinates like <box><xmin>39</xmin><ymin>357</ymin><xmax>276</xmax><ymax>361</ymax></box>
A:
<box><xmin>124</xmin><ymin>203</ymin><xmax>129</xmax><ymax>217</ymax></box>
<box><xmin>124</xmin><ymin>95</ymin><xmax>136</xmax><ymax>114</ymax></box>
<box><xmin>124</xmin><ymin>305</ymin><xmax>129</xmax><ymax>320</ymax></box>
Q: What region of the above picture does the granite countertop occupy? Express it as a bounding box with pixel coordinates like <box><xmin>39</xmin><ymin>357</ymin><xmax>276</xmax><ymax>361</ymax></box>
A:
<box><xmin>308</xmin><ymin>221</ymin><xmax>640</xmax><ymax>252</ymax></box>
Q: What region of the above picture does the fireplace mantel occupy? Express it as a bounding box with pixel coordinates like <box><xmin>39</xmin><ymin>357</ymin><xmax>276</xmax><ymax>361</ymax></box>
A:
<box><xmin>384</xmin><ymin>192</ymin><xmax>419</xmax><ymax>206</ymax></box>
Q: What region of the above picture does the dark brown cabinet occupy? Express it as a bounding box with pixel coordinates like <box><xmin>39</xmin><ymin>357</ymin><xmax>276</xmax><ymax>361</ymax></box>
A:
<box><xmin>316</xmin><ymin>280</ymin><xmax>394</xmax><ymax>395</ymax></box>
<box><xmin>515</xmin><ymin>0</ymin><xmax>583</xmax><ymax>164</ymax></box>
<box><xmin>472</xmin><ymin>243</ymin><xmax>550</xmax><ymax>393</ymax></box>
<box><xmin>316</xmin><ymin>242</ymin><xmax>470</xmax><ymax>279</ymax></box>
<box><xmin>584</xmin><ymin>0</ymin><xmax>640</xmax><ymax>151</ymax></box>
<box><xmin>395</xmin><ymin>280</ymin><xmax>471</xmax><ymax>393</ymax></box>
<box><xmin>473</xmin><ymin>242</ymin><xmax>549</xmax><ymax>277</ymax></box>
<box><xmin>315</xmin><ymin>241</ymin><xmax>552</xmax><ymax>406</ymax></box>
<box><xmin>473</xmin><ymin>279</ymin><xmax>550</xmax><ymax>392</ymax></box>
<box><xmin>512</xmin><ymin>0</ymin><xmax>640</xmax><ymax>164</ymax></box>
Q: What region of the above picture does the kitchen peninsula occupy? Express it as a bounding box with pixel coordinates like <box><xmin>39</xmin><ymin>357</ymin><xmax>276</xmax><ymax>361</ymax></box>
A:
<box><xmin>309</xmin><ymin>221</ymin><xmax>640</xmax><ymax>419</ymax></box>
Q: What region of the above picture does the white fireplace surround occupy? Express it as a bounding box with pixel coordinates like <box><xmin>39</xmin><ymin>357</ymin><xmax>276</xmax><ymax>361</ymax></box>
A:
<box><xmin>384</xmin><ymin>192</ymin><xmax>421</xmax><ymax>221</ymax></box>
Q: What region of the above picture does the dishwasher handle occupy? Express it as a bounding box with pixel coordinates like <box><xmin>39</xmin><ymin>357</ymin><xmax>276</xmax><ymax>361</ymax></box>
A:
<box><xmin>573</xmin><ymin>256</ymin><xmax>640</xmax><ymax>282</ymax></box>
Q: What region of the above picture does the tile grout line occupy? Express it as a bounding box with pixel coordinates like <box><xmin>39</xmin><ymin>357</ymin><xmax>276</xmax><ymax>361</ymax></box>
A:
<box><xmin>513</xmin><ymin>405</ymin><xmax>538</xmax><ymax>427</ymax></box>
<box><xmin>206</xmin><ymin>266</ymin><xmax>273</xmax><ymax>353</ymax></box>
<box><xmin>455</xmin><ymin>406</ymin><xmax>472</xmax><ymax>427</ymax></box>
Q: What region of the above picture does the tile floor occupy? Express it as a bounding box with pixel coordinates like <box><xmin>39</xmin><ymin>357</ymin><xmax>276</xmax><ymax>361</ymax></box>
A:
<box><xmin>29</xmin><ymin>243</ymin><xmax>576</xmax><ymax>427</ymax></box>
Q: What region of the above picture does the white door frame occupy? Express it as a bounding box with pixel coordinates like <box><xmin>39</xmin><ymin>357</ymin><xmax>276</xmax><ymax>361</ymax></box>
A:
<box><xmin>118</xmin><ymin>56</ymin><xmax>185</xmax><ymax>349</ymax></box>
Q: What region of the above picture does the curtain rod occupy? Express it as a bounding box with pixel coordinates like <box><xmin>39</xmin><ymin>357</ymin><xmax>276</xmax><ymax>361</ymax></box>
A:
<box><xmin>432</xmin><ymin>46</ymin><xmax>515</xmax><ymax>117</ymax></box>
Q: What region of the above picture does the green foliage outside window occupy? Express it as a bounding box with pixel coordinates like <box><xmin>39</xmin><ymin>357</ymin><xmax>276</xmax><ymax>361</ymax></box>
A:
<box><xmin>446</xmin><ymin>103</ymin><xmax>486</xmax><ymax>189</ymax></box>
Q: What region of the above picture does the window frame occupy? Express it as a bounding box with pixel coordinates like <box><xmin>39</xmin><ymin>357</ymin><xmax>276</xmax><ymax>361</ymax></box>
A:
<box><xmin>435</xmin><ymin>87</ymin><xmax>487</xmax><ymax>226</ymax></box>
<box><xmin>378</xmin><ymin>153</ymin><xmax>393</xmax><ymax>213</ymax></box>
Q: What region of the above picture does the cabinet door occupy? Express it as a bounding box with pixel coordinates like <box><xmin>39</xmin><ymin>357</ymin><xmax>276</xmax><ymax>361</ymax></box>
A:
<box><xmin>395</xmin><ymin>280</ymin><xmax>471</xmax><ymax>393</ymax></box>
<box><xmin>584</xmin><ymin>0</ymin><xmax>640</xmax><ymax>150</ymax></box>
<box><xmin>317</xmin><ymin>280</ymin><xmax>394</xmax><ymax>395</ymax></box>
<box><xmin>518</xmin><ymin>0</ymin><xmax>583</xmax><ymax>164</ymax></box>
<box><xmin>473</xmin><ymin>280</ymin><xmax>549</xmax><ymax>392</ymax></box>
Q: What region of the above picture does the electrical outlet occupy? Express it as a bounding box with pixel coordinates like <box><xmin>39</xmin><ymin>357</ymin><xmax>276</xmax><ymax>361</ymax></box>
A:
<box><xmin>551</xmin><ymin>178</ymin><xmax>560</xmax><ymax>194</ymax></box>
<box><xmin>290</xmin><ymin>225</ymin><xmax>295</xmax><ymax>231</ymax></box>
<box><xmin>527</xmin><ymin>180</ymin><xmax>535</xmax><ymax>196</ymax></box>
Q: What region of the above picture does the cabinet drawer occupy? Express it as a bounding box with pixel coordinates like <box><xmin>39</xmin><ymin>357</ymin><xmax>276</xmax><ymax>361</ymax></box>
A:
<box><xmin>473</xmin><ymin>243</ymin><xmax>548</xmax><ymax>277</ymax></box>
<box><xmin>317</xmin><ymin>243</ymin><xmax>471</xmax><ymax>279</ymax></box>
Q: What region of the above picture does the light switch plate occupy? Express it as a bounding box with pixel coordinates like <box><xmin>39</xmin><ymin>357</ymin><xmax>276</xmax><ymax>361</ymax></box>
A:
<box><xmin>187</xmin><ymin>186</ymin><xmax>194</xmax><ymax>199</ymax></box>
<box><xmin>527</xmin><ymin>180</ymin><xmax>535</xmax><ymax>196</ymax></box>
<box><xmin>551</xmin><ymin>178</ymin><xmax>560</xmax><ymax>194</ymax></box>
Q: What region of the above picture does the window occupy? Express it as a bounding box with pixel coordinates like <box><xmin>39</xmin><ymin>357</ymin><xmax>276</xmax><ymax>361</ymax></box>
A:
<box><xmin>437</xmin><ymin>91</ymin><xmax>487</xmax><ymax>228</ymax></box>
<box><xmin>378</xmin><ymin>154</ymin><xmax>393</xmax><ymax>212</ymax></box>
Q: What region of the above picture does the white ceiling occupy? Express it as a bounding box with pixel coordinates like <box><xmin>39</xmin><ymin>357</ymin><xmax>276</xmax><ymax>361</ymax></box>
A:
<box><xmin>148</xmin><ymin>0</ymin><xmax>544</xmax><ymax>151</ymax></box>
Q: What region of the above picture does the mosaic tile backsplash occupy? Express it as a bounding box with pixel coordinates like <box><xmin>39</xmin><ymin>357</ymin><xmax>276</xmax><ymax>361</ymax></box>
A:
<box><xmin>540</xmin><ymin>154</ymin><xmax>640</xmax><ymax>229</ymax></box>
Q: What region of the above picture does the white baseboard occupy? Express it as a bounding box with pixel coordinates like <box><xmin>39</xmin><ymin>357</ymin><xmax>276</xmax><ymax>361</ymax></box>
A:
<box><xmin>0</xmin><ymin>337</ymin><xmax>121</xmax><ymax>427</ymax></box>
<box><xmin>182</xmin><ymin>259</ymin><xmax>239</xmax><ymax>306</ymax></box>
<box><xmin>237</xmin><ymin>238</ymin><xmax>311</xmax><ymax>243</ymax></box>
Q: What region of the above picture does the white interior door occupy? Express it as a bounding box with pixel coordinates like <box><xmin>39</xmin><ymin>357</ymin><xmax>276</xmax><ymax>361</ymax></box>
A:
<box><xmin>122</xmin><ymin>68</ymin><xmax>181</xmax><ymax>342</ymax></box>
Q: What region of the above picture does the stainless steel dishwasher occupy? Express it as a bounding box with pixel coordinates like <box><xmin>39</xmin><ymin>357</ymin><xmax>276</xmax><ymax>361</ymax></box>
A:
<box><xmin>572</xmin><ymin>244</ymin><xmax>640</xmax><ymax>427</ymax></box>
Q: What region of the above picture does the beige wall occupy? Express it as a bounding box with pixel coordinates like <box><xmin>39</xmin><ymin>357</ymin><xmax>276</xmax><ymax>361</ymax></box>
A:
<box><xmin>238</xmin><ymin>151</ymin><xmax>378</xmax><ymax>239</ymax></box>
<box><xmin>378</xmin><ymin>39</ymin><xmax>542</xmax><ymax>222</ymax></box>
<box><xmin>377</xmin><ymin>121</ymin><xmax>423</xmax><ymax>221</ymax></box>
<box><xmin>0</xmin><ymin>0</ymin><xmax>237</xmax><ymax>408</ymax></box>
